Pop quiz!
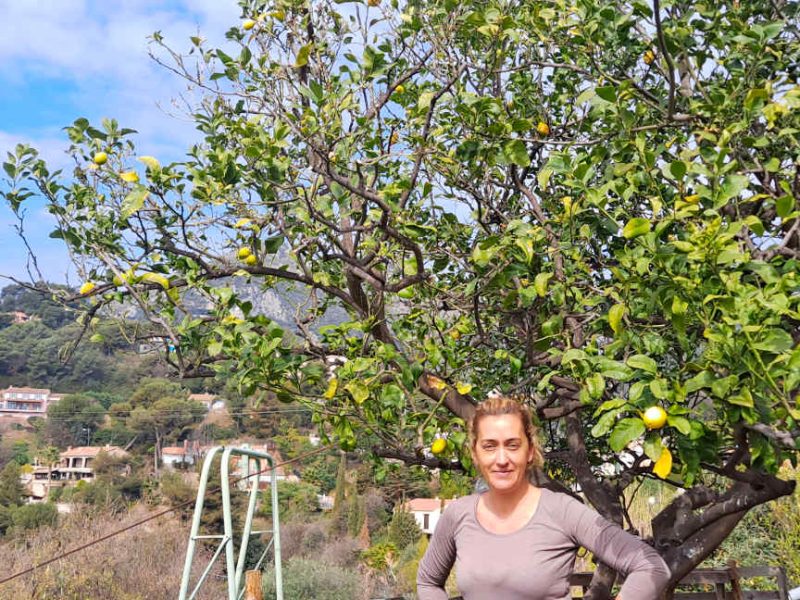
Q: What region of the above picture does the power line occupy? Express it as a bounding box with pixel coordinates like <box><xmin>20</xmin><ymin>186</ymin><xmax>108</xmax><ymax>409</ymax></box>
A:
<box><xmin>0</xmin><ymin>443</ymin><xmax>335</xmax><ymax>588</ymax></box>
<box><xmin>32</xmin><ymin>407</ymin><xmax>313</xmax><ymax>422</ymax></box>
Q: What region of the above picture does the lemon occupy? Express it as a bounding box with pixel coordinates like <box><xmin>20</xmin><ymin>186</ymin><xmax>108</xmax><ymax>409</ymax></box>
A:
<box><xmin>243</xmin><ymin>19</ymin><xmax>256</xmax><ymax>30</ymax></box>
<box><xmin>243</xmin><ymin>254</ymin><xmax>258</xmax><ymax>266</ymax></box>
<box><xmin>79</xmin><ymin>282</ymin><xmax>96</xmax><ymax>295</ymax></box>
<box><xmin>395</xmin><ymin>84</ymin><xmax>405</xmax><ymax>94</ymax></box>
<box><xmin>93</xmin><ymin>152</ymin><xmax>108</xmax><ymax>166</ymax></box>
<box><xmin>237</xmin><ymin>247</ymin><xmax>253</xmax><ymax>260</ymax></box>
<box><xmin>643</xmin><ymin>406</ymin><xmax>668</xmax><ymax>430</ymax></box>
<box><xmin>644</xmin><ymin>50</ymin><xmax>656</xmax><ymax>65</ymax></box>
<box><xmin>431</xmin><ymin>438</ymin><xmax>446</xmax><ymax>455</ymax></box>
<box><xmin>537</xmin><ymin>121</ymin><xmax>550</xmax><ymax>136</ymax></box>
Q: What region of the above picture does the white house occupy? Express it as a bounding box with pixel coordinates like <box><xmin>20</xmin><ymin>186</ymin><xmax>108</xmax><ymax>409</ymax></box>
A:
<box><xmin>401</xmin><ymin>497</ymin><xmax>455</xmax><ymax>535</ymax></box>
<box><xmin>162</xmin><ymin>440</ymin><xmax>201</xmax><ymax>468</ymax></box>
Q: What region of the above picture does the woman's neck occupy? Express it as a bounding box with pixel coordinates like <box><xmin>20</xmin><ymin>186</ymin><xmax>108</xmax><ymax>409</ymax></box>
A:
<box><xmin>483</xmin><ymin>481</ymin><xmax>535</xmax><ymax>517</ymax></box>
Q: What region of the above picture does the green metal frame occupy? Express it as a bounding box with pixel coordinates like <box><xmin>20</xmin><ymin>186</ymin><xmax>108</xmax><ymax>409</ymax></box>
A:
<box><xmin>178</xmin><ymin>446</ymin><xmax>283</xmax><ymax>600</ymax></box>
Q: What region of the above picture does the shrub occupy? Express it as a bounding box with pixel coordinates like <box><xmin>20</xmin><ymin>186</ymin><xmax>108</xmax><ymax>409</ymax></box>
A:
<box><xmin>11</xmin><ymin>503</ymin><xmax>57</xmax><ymax>531</ymax></box>
<box><xmin>388</xmin><ymin>508</ymin><xmax>422</xmax><ymax>551</ymax></box>
<box><xmin>320</xmin><ymin>535</ymin><xmax>362</xmax><ymax>568</ymax></box>
<box><xmin>262</xmin><ymin>558</ymin><xmax>361</xmax><ymax>600</ymax></box>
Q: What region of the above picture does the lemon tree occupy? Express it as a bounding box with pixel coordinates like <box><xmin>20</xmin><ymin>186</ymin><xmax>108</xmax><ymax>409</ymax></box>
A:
<box><xmin>3</xmin><ymin>0</ymin><xmax>799</xmax><ymax>595</ymax></box>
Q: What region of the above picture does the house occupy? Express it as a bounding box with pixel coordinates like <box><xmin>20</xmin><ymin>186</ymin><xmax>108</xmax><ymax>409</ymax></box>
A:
<box><xmin>11</xmin><ymin>311</ymin><xmax>32</xmax><ymax>324</ymax></box>
<box><xmin>233</xmin><ymin>442</ymin><xmax>297</xmax><ymax>490</ymax></box>
<box><xmin>0</xmin><ymin>386</ymin><xmax>64</xmax><ymax>419</ymax></box>
<box><xmin>400</xmin><ymin>497</ymin><xmax>455</xmax><ymax>535</ymax></box>
<box><xmin>25</xmin><ymin>445</ymin><xmax>129</xmax><ymax>499</ymax></box>
<box><xmin>162</xmin><ymin>440</ymin><xmax>201</xmax><ymax>468</ymax></box>
<box><xmin>189</xmin><ymin>393</ymin><xmax>215</xmax><ymax>409</ymax></box>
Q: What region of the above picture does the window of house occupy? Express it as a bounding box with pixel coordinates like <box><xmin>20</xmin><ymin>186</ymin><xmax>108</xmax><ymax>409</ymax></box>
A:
<box><xmin>423</xmin><ymin>513</ymin><xmax>430</xmax><ymax>530</ymax></box>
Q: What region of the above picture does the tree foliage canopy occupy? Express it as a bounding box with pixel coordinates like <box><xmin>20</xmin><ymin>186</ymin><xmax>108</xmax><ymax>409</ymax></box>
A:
<box><xmin>3</xmin><ymin>0</ymin><xmax>800</xmax><ymax>593</ymax></box>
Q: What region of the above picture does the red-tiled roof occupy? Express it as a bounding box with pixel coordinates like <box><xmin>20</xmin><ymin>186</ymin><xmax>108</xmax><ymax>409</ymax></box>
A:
<box><xmin>3</xmin><ymin>386</ymin><xmax>52</xmax><ymax>394</ymax></box>
<box><xmin>403</xmin><ymin>498</ymin><xmax>454</xmax><ymax>512</ymax></box>
<box><xmin>61</xmin><ymin>445</ymin><xmax>128</xmax><ymax>458</ymax></box>
<box><xmin>162</xmin><ymin>446</ymin><xmax>189</xmax><ymax>455</ymax></box>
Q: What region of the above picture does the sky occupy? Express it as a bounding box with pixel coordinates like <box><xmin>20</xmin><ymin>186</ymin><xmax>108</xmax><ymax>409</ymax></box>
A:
<box><xmin>0</xmin><ymin>0</ymin><xmax>244</xmax><ymax>285</ymax></box>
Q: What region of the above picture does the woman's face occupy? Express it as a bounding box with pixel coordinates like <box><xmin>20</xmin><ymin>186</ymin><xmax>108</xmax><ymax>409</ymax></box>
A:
<box><xmin>472</xmin><ymin>414</ymin><xmax>534</xmax><ymax>495</ymax></box>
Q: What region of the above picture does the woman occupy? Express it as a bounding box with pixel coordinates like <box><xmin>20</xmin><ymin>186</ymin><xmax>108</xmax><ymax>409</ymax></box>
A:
<box><xmin>417</xmin><ymin>396</ymin><xmax>671</xmax><ymax>599</ymax></box>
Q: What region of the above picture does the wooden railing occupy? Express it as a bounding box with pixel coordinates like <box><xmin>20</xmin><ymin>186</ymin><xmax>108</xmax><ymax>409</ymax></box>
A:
<box><xmin>566</xmin><ymin>563</ymin><xmax>791</xmax><ymax>600</ymax></box>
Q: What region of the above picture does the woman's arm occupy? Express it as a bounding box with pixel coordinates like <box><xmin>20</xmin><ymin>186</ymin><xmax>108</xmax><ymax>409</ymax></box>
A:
<box><xmin>416</xmin><ymin>506</ymin><xmax>458</xmax><ymax>600</ymax></box>
<box><xmin>560</xmin><ymin>494</ymin><xmax>671</xmax><ymax>599</ymax></box>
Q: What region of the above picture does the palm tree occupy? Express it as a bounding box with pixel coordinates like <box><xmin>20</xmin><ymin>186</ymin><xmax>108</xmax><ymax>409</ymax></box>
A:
<box><xmin>41</xmin><ymin>446</ymin><xmax>61</xmax><ymax>500</ymax></box>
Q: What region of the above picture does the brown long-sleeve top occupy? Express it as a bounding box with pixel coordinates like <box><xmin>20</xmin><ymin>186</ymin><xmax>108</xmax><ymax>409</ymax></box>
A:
<box><xmin>417</xmin><ymin>488</ymin><xmax>670</xmax><ymax>600</ymax></box>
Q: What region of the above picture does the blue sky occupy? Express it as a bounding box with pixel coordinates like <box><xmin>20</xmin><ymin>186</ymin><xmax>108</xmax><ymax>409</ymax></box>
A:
<box><xmin>0</xmin><ymin>0</ymin><xmax>243</xmax><ymax>285</ymax></box>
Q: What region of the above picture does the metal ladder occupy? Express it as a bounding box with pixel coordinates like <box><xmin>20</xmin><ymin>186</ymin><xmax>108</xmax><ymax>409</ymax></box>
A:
<box><xmin>178</xmin><ymin>446</ymin><xmax>283</xmax><ymax>600</ymax></box>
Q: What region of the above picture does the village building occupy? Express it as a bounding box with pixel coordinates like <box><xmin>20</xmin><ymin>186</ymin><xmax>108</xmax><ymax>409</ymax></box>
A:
<box><xmin>0</xmin><ymin>386</ymin><xmax>64</xmax><ymax>419</ymax></box>
<box><xmin>400</xmin><ymin>497</ymin><xmax>455</xmax><ymax>535</ymax></box>
<box><xmin>162</xmin><ymin>440</ymin><xmax>202</xmax><ymax>468</ymax></box>
<box><xmin>24</xmin><ymin>445</ymin><xmax>130</xmax><ymax>500</ymax></box>
<box><xmin>233</xmin><ymin>442</ymin><xmax>297</xmax><ymax>490</ymax></box>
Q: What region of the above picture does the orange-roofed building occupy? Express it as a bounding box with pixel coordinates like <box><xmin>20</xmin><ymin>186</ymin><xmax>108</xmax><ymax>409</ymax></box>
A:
<box><xmin>400</xmin><ymin>497</ymin><xmax>456</xmax><ymax>535</ymax></box>
<box><xmin>0</xmin><ymin>386</ymin><xmax>63</xmax><ymax>418</ymax></box>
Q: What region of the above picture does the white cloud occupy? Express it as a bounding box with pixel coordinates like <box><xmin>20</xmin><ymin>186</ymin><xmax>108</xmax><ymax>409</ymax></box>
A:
<box><xmin>0</xmin><ymin>0</ymin><xmax>243</xmax><ymax>282</ymax></box>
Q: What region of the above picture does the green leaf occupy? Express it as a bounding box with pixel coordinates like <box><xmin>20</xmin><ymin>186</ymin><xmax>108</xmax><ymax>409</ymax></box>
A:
<box><xmin>669</xmin><ymin>160</ymin><xmax>687</xmax><ymax>179</ymax></box>
<box><xmin>263</xmin><ymin>235</ymin><xmax>285</xmax><ymax>254</ymax></box>
<box><xmin>718</xmin><ymin>174</ymin><xmax>749</xmax><ymax>205</ymax></box>
<box><xmin>643</xmin><ymin>435</ymin><xmax>664</xmax><ymax>461</ymax></box>
<box><xmin>533</xmin><ymin>272</ymin><xmax>552</xmax><ymax>297</ymax></box>
<box><xmin>685</xmin><ymin>371</ymin><xmax>714</xmax><ymax>393</ymax></box>
<box><xmin>345</xmin><ymin>381</ymin><xmax>369</xmax><ymax>404</ymax></box>
<box><xmin>667</xmin><ymin>415</ymin><xmax>691</xmax><ymax>435</ymax></box>
<box><xmin>711</xmin><ymin>375</ymin><xmax>738</xmax><ymax>398</ymax></box>
<box><xmin>609</xmin><ymin>418</ymin><xmax>645</xmax><ymax>452</ymax></box>
<box><xmin>596</xmin><ymin>357</ymin><xmax>634</xmax><ymax>381</ymax></box>
<box><xmin>208</xmin><ymin>341</ymin><xmax>223</xmax><ymax>356</ymax></box>
<box><xmin>608</xmin><ymin>303</ymin><xmax>625</xmax><ymax>334</ymax></box>
<box><xmin>418</xmin><ymin>91</ymin><xmax>435</xmax><ymax>111</ymax></box>
<box><xmin>295</xmin><ymin>43</ymin><xmax>312</xmax><ymax>67</ymax></box>
<box><xmin>121</xmin><ymin>185</ymin><xmax>149</xmax><ymax>218</ymax></box>
<box><xmin>593</xmin><ymin>397</ymin><xmax>627</xmax><ymax>418</ymax></box>
<box><xmin>626</xmin><ymin>354</ymin><xmax>658</xmax><ymax>375</ymax></box>
<box><xmin>503</xmin><ymin>139</ymin><xmax>530</xmax><ymax>167</ymax></box>
<box><xmin>596</xmin><ymin>86</ymin><xmax>616</xmax><ymax>102</ymax></box>
<box><xmin>728</xmin><ymin>388</ymin><xmax>754</xmax><ymax>408</ymax></box>
<box><xmin>752</xmin><ymin>328</ymin><xmax>793</xmax><ymax>353</ymax></box>
<box><xmin>776</xmin><ymin>195</ymin><xmax>794</xmax><ymax>218</ymax></box>
<box><xmin>649</xmin><ymin>378</ymin><xmax>670</xmax><ymax>400</ymax></box>
<box><xmin>591</xmin><ymin>409</ymin><xmax>620</xmax><ymax>438</ymax></box>
<box><xmin>622</xmin><ymin>217</ymin><xmax>651</xmax><ymax>239</ymax></box>
<box><xmin>586</xmin><ymin>373</ymin><xmax>605</xmax><ymax>400</ymax></box>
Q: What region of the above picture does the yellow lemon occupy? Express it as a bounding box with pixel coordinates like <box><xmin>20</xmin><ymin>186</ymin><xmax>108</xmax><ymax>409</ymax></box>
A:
<box><xmin>367</xmin><ymin>0</ymin><xmax>380</xmax><ymax>6</ymax></box>
<box><xmin>93</xmin><ymin>152</ymin><xmax>108</xmax><ymax>166</ymax></box>
<box><xmin>243</xmin><ymin>19</ymin><xmax>256</xmax><ymax>30</ymax></box>
<box><xmin>395</xmin><ymin>84</ymin><xmax>405</xmax><ymax>94</ymax></box>
<box><xmin>390</xmin><ymin>131</ymin><xmax>400</xmax><ymax>144</ymax></box>
<box><xmin>537</xmin><ymin>121</ymin><xmax>550</xmax><ymax>136</ymax></box>
<box><xmin>243</xmin><ymin>254</ymin><xmax>258</xmax><ymax>266</ymax></box>
<box><xmin>431</xmin><ymin>438</ymin><xmax>447</xmax><ymax>455</ymax></box>
<box><xmin>643</xmin><ymin>406</ymin><xmax>668</xmax><ymax>430</ymax></box>
<box><xmin>644</xmin><ymin>50</ymin><xmax>656</xmax><ymax>65</ymax></box>
<box><xmin>79</xmin><ymin>282</ymin><xmax>96</xmax><ymax>295</ymax></box>
<box><xmin>237</xmin><ymin>247</ymin><xmax>253</xmax><ymax>260</ymax></box>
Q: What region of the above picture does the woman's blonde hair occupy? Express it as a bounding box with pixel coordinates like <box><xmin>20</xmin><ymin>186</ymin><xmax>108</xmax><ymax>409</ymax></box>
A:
<box><xmin>468</xmin><ymin>395</ymin><xmax>544</xmax><ymax>470</ymax></box>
